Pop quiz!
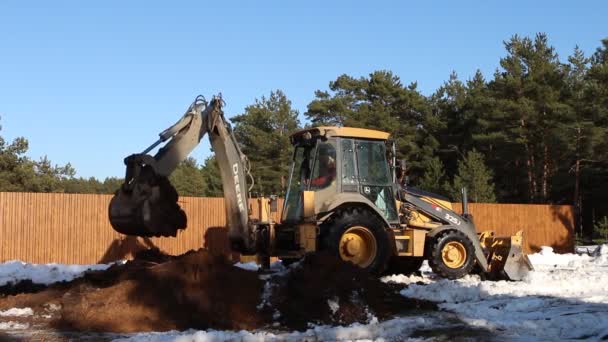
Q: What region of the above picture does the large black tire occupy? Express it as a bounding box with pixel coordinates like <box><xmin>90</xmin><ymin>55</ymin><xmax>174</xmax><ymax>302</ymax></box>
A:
<box><xmin>386</xmin><ymin>257</ymin><xmax>424</xmax><ymax>276</ymax></box>
<box><xmin>321</xmin><ymin>208</ymin><xmax>391</xmax><ymax>275</ymax></box>
<box><xmin>428</xmin><ymin>230</ymin><xmax>475</xmax><ymax>280</ymax></box>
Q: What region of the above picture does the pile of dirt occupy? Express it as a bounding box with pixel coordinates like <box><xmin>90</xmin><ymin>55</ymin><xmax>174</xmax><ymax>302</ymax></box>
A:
<box><xmin>264</xmin><ymin>252</ymin><xmax>436</xmax><ymax>330</ymax></box>
<box><xmin>60</xmin><ymin>249</ymin><xmax>265</xmax><ymax>332</ymax></box>
<box><xmin>0</xmin><ymin>249</ymin><xmax>436</xmax><ymax>333</ymax></box>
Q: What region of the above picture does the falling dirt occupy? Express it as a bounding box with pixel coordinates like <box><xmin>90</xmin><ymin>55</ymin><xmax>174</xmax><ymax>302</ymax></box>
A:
<box><xmin>0</xmin><ymin>249</ymin><xmax>436</xmax><ymax>334</ymax></box>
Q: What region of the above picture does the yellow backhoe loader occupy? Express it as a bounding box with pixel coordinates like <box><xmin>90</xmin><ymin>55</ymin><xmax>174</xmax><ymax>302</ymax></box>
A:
<box><xmin>109</xmin><ymin>95</ymin><xmax>533</xmax><ymax>280</ymax></box>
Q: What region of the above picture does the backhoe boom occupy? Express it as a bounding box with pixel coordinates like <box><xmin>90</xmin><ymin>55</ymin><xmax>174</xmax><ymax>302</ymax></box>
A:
<box><xmin>109</xmin><ymin>95</ymin><xmax>254</xmax><ymax>251</ymax></box>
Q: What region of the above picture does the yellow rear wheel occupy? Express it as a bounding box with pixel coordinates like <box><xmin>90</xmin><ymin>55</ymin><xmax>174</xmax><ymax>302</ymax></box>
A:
<box><xmin>323</xmin><ymin>208</ymin><xmax>390</xmax><ymax>274</ymax></box>
<box><xmin>339</xmin><ymin>226</ymin><xmax>377</xmax><ymax>268</ymax></box>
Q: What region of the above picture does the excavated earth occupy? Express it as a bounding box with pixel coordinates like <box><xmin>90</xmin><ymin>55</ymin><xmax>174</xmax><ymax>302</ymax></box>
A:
<box><xmin>0</xmin><ymin>249</ymin><xmax>436</xmax><ymax>334</ymax></box>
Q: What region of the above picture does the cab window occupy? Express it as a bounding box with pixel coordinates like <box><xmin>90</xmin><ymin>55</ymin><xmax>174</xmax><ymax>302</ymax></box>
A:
<box><xmin>309</xmin><ymin>142</ymin><xmax>337</xmax><ymax>190</ymax></box>
<box><xmin>355</xmin><ymin>140</ymin><xmax>397</xmax><ymax>221</ymax></box>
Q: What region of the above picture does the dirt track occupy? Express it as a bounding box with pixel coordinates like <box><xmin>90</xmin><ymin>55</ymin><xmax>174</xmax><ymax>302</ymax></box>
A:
<box><xmin>0</xmin><ymin>249</ymin><xmax>436</xmax><ymax>335</ymax></box>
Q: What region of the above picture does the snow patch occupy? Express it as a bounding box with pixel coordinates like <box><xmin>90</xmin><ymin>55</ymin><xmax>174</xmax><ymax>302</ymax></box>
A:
<box><xmin>0</xmin><ymin>321</ymin><xmax>29</xmax><ymax>330</ymax></box>
<box><xmin>0</xmin><ymin>260</ymin><xmax>115</xmax><ymax>286</ymax></box>
<box><xmin>0</xmin><ymin>307</ymin><xmax>33</xmax><ymax>317</ymax></box>
<box><xmin>384</xmin><ymin>245</ymin><xmax>608</xmax><ymax>340</ymax></box>
<box><xmin>113</xmin><ymin>315</ymin><xmax>445</xmax><ymax>342</ymax></box>
<box><xmin>271</xmin><ymin>260</ymin><xmax>287</xmax><ymax>271</ymax></box>
<box><xmin>45</xmin><ymin>303</ymin><xmax>61</xmax><ymax>312</ymax></box>
<box><xmin>233</xmin><ymin>261</ymin><xmax>260</xmax><ymax>271</ymax></box>
<box><xmin>257</xmin><ymin>281</ymin><xmax>274</xmax><ymax>310</ymax></box>
<box><xmin>327</xmin><ymin>297</ymin><xmax>340</xmax><ymax>315</ymax></box>
<box><xmin>235</xmin><ymin>260</ymin><xmax>286</xmax><ymax>273</ymax></box>
<box><xmin>272</xmin><ymin>309</ymin><xmax>281</xmax><ymax>321</ymax></box>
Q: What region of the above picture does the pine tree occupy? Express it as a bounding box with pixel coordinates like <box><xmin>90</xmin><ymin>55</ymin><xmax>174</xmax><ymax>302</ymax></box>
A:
<box><xmin>232</xmin><ymin>90</ymin><xmax>300</xmax><ymax>196</ymax></box>
<box><xmin>556</xmin><ymin>46</ymin><xmax>594</xmax><ymax>233</ymax></box>
<box><xmin>200</xmin><ymin>156</ymin><xmax>223</xmax><ymax>197</ymax></box>
<box><xmin>416</xmin><ymin>156</ymin><xmax>449</xmax><ymax>196</ymax></box>
<box><xmin>169</xmin><ymin>157</ymin><xmax>206</xmax><ymax>197</ymax></box>
<box><xmin>482</xmin><ymin>33</ymin><xmax>569</xmax><ymax>203</ymax></box>
<box><xmin>586</xmin><ymin>39</ymin><xmax>608</xmax><ymax>126</ymax></box>
<box><xmin>448</xmin><ymin>150</ymin><xmax>496</xmax><ymax>203</ymax></box>
<box><xmin>578</xmin><ymin>39</ymin><xmax>608</xmax><ymax>237</ymax></box>
<box><xmin>431</xmin><ymin>70</ymin><xmax>495</xmax><ymax>179</ymax></box>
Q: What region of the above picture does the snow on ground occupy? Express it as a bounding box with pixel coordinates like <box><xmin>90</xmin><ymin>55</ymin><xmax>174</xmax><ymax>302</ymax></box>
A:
<box><xmin>234</xmin><ymin>261</ymin><xmax>261</xmax><ymax>271</ymax></box>
<box><xmin>0</xmin><ymin>260</ymin><xmax>117</xmax><ymax>286</ymax></box>
<box><xmin>0</xmin><ymin>321</ymin><xmax>29</xmax><ymax>330</ymax></box>
<box><xmin>235</xmin><ymin>261</ymin><xmax>286</xmax><ymax>273</ymax></box>
<box><xmin>383</xmin><ymin>244</ymin><xmax>608</xmax><ymax>340</ymax></box>
<box><xmin>112</xmin><ymin>315</ymin><xmax>448</xmax><ymax>342</ymax></box>
<box><xmin>327</xmin><ymin>297</ymin><xmax>340</xmax><ymax>315</ymax></box>
<box><xmin>2</xmin><ymin>246</ymin><xmax>607</xmax><ymax>341</ymax></box>
<box><xmin>0</xmin><ymin>308</ymin><xmax>33</xmax><ymax>317</ymax></box>
<box><xmin>575</xmin><ymin>245</ymin><xmax>602</xmax><ymax>255</ymax></box>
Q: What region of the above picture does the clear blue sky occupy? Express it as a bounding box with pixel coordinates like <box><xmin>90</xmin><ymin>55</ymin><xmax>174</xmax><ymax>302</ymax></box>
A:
<box><xmin>1</xmin><ymin>1</ymin><xmax>606</xmax><ymax>179</ymax></box>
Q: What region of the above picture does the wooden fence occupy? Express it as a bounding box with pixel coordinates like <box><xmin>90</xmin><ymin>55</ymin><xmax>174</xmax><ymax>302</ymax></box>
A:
<box><xmin>0</xmin><ymin>192</ymin><xmax>573</xmax><ymax>264</ymax></box>
<box><xmin>451</xmin><ymin>203</ymin><xmax>574</xmax><ymax>254</ymax></box>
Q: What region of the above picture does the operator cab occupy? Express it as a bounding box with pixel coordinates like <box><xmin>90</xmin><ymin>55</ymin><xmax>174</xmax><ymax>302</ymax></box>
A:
<box><xmin>283</xmin><ymin>127</ymin><xmax>398</xmax><ymax>224</ymax></box>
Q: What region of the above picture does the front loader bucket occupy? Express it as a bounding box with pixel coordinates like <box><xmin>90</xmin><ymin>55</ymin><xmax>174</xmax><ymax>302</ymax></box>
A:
<box><xmin>109</xmin><ymin>158</ymin><xmax>187</xmax><ymax>237</ymax></box>
<box><xmin>481</xmin><ymin>230</ymin><xmax>534</xmax><ymax>281</ymax></box>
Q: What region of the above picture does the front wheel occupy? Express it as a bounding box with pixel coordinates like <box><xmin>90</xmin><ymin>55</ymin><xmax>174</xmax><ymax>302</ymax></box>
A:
<box><xmin>428</xmin><ymin>230</ymin><xmax>475</xmax><ymax>279</ymax></box>
<box><xmin>322</xmin><ymin>208</ymin><xmax>391</xmax><ymax>275</ymax></box>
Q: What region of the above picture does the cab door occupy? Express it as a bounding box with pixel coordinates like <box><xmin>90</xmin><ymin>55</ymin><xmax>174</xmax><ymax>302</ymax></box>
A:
<box><xmin>354</xmin><ymin>139</ymin><xmax>398</xmax><ymax>222</ymax></box>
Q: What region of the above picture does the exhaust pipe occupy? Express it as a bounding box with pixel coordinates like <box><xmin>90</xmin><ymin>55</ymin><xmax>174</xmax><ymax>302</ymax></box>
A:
<box><xmin>461</xmin><ymin>187</ymin><xmax>474</xmax><ymax>222</ymax></box>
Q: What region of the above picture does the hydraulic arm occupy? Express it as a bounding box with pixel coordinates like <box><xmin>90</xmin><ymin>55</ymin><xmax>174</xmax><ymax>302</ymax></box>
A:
<box><xmin>108</xmin><ymin>95</ymin><xmax>254</xmax><ymax>251</ymax></box>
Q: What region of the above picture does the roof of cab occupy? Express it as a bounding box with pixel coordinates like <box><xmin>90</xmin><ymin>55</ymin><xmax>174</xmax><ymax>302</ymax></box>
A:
<box><xmin>290</xmin><ymin>126</ymin><xmax>390</xmax><ymax>140</ymax></box>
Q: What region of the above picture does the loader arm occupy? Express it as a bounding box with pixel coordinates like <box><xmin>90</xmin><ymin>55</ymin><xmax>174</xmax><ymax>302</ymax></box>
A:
<box><xmin>402</xmin><ymin>192</ymin><xmax>489</xmax><ymax>272</ymax></box>
<box><xmin>109</xmin><ymin>95</ymin><xmax>254</xmax><ymax>252</ymax></box>
<box><xmin>402</xmin><ymin>190</ymin><xmax>533</xmax><ymax>280</ymax></box>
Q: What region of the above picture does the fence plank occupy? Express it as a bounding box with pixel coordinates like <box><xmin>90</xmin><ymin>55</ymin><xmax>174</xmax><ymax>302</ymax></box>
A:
<box><xmin>0</xmin><ymin>192</ymin><xmax>573</xmax><ymax>264</ymax></box>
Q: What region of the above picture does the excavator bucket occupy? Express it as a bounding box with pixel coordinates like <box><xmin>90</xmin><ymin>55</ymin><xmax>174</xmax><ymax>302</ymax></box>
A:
<box><xmin>480</xmin><ymin>230</ymin><xmax>534</xmax><ymax>281</ymax></box>
<box><xmin>109</xmin><ymin>154</ymin><xmax>187</xmax><ymax>237</ymax></box>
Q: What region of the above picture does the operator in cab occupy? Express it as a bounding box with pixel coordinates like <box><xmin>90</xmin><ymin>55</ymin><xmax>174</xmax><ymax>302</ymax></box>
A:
<box><xmin>310</xmin><ymin>143</ymin><xmax>336</xmax><ymax>189</ymax></box>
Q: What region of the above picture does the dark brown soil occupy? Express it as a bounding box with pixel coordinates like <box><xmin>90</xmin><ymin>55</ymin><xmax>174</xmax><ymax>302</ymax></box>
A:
<box><xmin>0</xmin><ymin>280</ymin><xmax>48</xmax><ymax>297</ymax></box>
<box><xmin>266</xmin><ymin>252</ymin><xmax>436</xmax><ymax>330</ymax></box>
<box><xmin>0</xmin><ymin>249</ymin><xmax>436</xmax><ymax>333</ymax></box>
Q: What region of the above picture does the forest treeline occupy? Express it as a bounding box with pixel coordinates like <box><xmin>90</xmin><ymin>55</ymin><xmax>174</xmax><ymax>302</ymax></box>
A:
<box><xmin>1</xmin><ymin>34</ymin><xmax>607</xmax><ymax>237</ymax></box>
